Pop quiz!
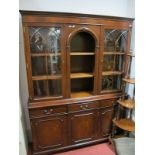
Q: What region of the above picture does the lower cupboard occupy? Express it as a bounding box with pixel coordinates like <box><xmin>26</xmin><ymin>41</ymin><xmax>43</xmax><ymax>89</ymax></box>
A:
<box><xmin>29</xmin><ymin>99</ymin><xmax>116</xmax><ymax>155</ymax></box>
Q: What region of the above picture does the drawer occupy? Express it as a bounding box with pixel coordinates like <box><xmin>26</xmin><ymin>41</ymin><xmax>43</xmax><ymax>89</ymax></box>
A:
<box><xmin>100</xmin><ymin>100</ymin><xmax>115</xmax><ymax>108</ymax></box>
<box><xmin>68</xmin><ymin>101</ymin><xmax>99</xmax><ymax>112</ymax></box>
<box><xmin>29</xmin><ymin>106</ymin><xmax>67</xmax><ymax>117</ymax></box>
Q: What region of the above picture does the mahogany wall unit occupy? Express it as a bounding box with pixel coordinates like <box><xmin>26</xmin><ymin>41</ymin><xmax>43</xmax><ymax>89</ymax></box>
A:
<box><xmin>20</xmin><ymin>10</ymin><xmax>134</xmax><ymax>155</ymax></box>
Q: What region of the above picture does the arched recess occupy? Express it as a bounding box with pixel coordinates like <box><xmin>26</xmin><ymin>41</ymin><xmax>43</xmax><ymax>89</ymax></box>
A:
<box><xmin>66</xmin><ymin>27</ymin><xmax>99</xmax><ymax>98</ymax></box>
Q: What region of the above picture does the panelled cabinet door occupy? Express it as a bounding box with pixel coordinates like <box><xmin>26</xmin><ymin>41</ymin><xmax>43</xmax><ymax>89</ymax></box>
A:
<box><xmin>100</xmin><ymin>107</ymin><xmax>114</xmax><ymax>137</ymax></box>
<box><xmin>31</xmin><ymin>115</ymin><xmax>67</xmax><ymax>152</ymax></box>
<box><xmin>68</xmin><ymin>110</ymin><xmax>98</xmax><ymax>144</ymax></box>
<box><xmin>65</xmin><ymin>25</ymin><xmax>100</xmax><ymax>98</ymax></box>
<box><xmin>26</xmin><ymin>25</ymin><xmax>66</xmax><ymax>100</ymax></box>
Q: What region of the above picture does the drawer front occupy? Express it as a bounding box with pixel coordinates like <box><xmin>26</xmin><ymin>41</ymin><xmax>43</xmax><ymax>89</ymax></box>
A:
<box><xmin>68</xmin><ymin>101</ymin><xmax>99</xmax><ymax>112</ymax></box>
<box><xmin>29</xmin><ymin>106</ymin><xmax>67</xmax><ymax>117</ymax></box>
<box><xmin>100</xmin><ymin>99</ymin><xmax>115</xmax><ymax>108</ymax></box>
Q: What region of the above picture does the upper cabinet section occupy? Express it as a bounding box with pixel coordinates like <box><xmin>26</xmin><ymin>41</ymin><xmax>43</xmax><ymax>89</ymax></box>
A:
<box><xmin>20</xmin><ymin>11</ymin><xmax>133</xmax><ymax>101</ymax></box>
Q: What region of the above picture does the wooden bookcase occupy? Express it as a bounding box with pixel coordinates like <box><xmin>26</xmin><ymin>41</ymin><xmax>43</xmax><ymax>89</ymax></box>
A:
<box><xmin>20</xmin><ymin>11</ymin><xmax>134</xmax><ymax>155</ymax></box>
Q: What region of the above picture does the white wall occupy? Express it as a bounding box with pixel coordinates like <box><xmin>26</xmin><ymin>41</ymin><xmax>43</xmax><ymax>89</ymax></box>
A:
<box><xmin>19</xmin><ymin>0</ymin><xmax>135</xmax><ymax>151</ymax></box>
<box><xmin>20</xmin><ymin>0</ymin><xmax>134</xmax><ymax>18</ymax></box>
<box><xmin>19</xmin><ymin>97</ymin><xmax>28</xmax><ymax>155</ymax></box>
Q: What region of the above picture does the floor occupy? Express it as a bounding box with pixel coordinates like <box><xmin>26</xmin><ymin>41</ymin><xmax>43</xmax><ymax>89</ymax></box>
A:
<box><xmin>29</xmin><ymin>143</ymin><xmax>116</xmax><ymax>155</ymax></box>
<box><xmin>55</xmin><ymin>143</ymin><xmax>115</xmax><ymax>155</ymax></box>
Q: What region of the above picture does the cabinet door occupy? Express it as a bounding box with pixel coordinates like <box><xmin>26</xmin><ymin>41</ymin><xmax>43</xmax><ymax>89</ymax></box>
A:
<box><xmin>25</xmin><ymin>25</ymin><xmax>66</xmax><ymax>100</ymax></box>
<box><xmin>65</xmin><ymin>25</ymin><xmax>100</xmax><ymax>98</ymax></box>
<box><xmin>99</xmin><ymin>27</ymin><xmax>131</xmax><ymax>93</ymax></box>
<box><xmin>31</xmin><ymin>115</ymin><xmax>67</xmax><ymax>152</ymax></box>
<box><xmin>100</xmin><ymin>107</ymin><xmax>114</xmax><ymax>137</ymax></box>
<box><xmin>68</xmin><ymin>110</ymin><xmax>98</xmax><ymax>144</ymax></box>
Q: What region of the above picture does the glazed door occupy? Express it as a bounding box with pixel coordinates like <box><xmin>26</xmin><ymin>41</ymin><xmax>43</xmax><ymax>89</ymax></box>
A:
<box><xmin>99</xmin><ymin>27</ymin><xmax>131</xmax><ymax>93</ymax></box>
<box><xmin>65</xmin><ymin>25</ymin><xmax>100</xmax><ymax>98</ymax></box>
<box><xmin>31</xmin><ymin>115</ymin><xmax>67</xmax><ymax>152</ymax></box>
<box><xmin>68</xmin><ymin>110</ymin><xmax>98</xmax><ymax>144</ymax></box>
<box><xmin>25</xmin><ymin>25</ymin><xmax>66</xmax><ymax>100</ymax></box>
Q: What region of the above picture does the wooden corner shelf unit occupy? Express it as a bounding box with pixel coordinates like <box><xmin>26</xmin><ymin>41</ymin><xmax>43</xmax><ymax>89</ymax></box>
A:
<box><xmin>112</xmin><ymin>52</ymin><xmax>135</xmax><ymax>136</ymax></box>
<box><xmin>117</xmin><ymin>99</ymin><xmax>135</xmax><ymax>109</ymax></box>
<box><xmin>20</xmin><ymin>10</ymin><xmax>134</xmax><ymax>155</ymax></box>
<box><xmin>113</xmin><ymin>119</ymin><xmax>135</xmax><ymax>132</ymax></box>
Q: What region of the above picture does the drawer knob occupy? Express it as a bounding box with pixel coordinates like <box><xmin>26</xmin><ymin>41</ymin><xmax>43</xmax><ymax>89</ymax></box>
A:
<box><xmin>85</xmin><ymin>104</ymin><xmax>88</xmax><ymax>108</ymax></box>
<box><xmin>80</xmin><ymin>105</ymin><xmax>86</xmax><ymax>110</ymax></box>
<box><xmin>80</xmin><ymin>104</ymin><xmax>88</xmax><ymax>110</ymax></box>
<box><xmin>43</xmin><ymin>109</ymin><xmax>50</xmax><ymax>115</ymax></box>
<box><xmin>44</xmin><ymin>109</ymin><xmax>48</xmax><ymax>113</ymax></box>
<box><xmin>50</xmin><ymin>109</ymin><xmax>53</xmax><ymax>112</ymax></box>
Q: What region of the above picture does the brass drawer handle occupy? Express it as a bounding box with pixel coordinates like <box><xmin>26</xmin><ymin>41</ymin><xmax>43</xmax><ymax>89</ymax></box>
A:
<box><xmin>43</xmin><ymin>109</ymin><xmax>53</xmax><ymax>115</ymax></box>
<box><xmin>80</xmin><ymin>104</ymin><xmax>88</xmax><ymax>110</ymax></box>
<box><xmin>68</xmin><ymin>25</ymin><xmax>75</xmax><ymax>28</ymax></box>
<box><xmin>80</xmin><ymin>105</ymin><xmax>86</xmax><ymax>110</ymax></box>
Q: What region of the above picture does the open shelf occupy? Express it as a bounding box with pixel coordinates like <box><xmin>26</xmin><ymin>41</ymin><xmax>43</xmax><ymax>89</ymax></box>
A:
<box><xmin>123</xmin><ymin>78</ymin><xmax>135</xmax><ymax>84</ymax></box>
<box><xmin>102</xmin><ymin>71</ymin><xmax>123</xmax><ymax>76</ymax></box>
<box><xmin>32</xmin><ymin>75</ymin><xmax>62</xmax><ymax>80</ymax></box>
<box><xmin>71</xmin><ymin>73</ymin><xmax>93</xmax><ymax>79</ymax></box>
<box><xmin>70</xmin><ymin>52</ymin><xmax>95</xmax><ymax>55</ymax></box>
<box><xmin>70</xmin><ymin>31</ymin><xmax>95</xmax><ymax>97</ymax></box>
<box><xmin>71</xmin><ymin>91</ymin><xmax>92</xmax><ymax>98</ymax></box>
<box><xmin>31</xmin><ymin>53</ymin><xmax>61</xmax><ymax>57</ymax></box>
<box><xmin>104</xmin><ymin>52</ymin><xmax>125</xmax><ymax>55</ymax></box>
<box><xmin>117</xmin><ymin>99</ymin><xmax>135</xmax><ymax>109</ymax></box>
<box><xmin>113</xmin><ymin>119</ymin><xmax>135</xmax><ymax>132</ymax></box>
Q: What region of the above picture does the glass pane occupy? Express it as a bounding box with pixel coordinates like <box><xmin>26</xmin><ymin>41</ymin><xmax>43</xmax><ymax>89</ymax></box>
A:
<box><xmin>103</xmin><ymin>55</ymin><xmax>123</xmax><ymax>71</ymax></box>
<box><xmin>33</xmin><ymin>80</ymin><xmax>48</xmax><ymax>97</ymax></box>
<box><xmin>31</xmin><ymin>57</ymin><xmax>46</xmax><ymax>76</ymax></box>
<box><xmin>49</xmin><ymin>80</ymin><xmax>62</xmax><ymax>96</ymax></box>
<box><xmin>33</xmin><ymin>80</ymin><xmax>62</xmax><ymax>97</ymax></box>
<box><xmin>102</xmin><ymin>75</ymin><xmax>121</xmax><ymax>91</ymax></box>
<box><xmin>29</xmin><ymin>27</ymin><xmax>61</xmax><ymax>53</ymax></box>
<box><xmin>104</xmin><ymin>30</ymin><xmax>128</xmax><ymax>52</ymax></box>
<box><xmin>47</xmin><ymin>56</ymin><xmax>61</xmax><ymax>75</ymax></box>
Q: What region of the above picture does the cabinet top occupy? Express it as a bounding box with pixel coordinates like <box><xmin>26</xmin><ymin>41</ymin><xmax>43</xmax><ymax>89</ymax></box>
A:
<box><xmin>19</xmin><ymin>10</ymin><xmax>134</xmax><ymax>21</ymax></box>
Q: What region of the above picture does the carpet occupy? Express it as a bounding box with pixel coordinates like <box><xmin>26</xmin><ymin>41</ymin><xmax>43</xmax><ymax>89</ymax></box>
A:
<box><xmin>54</xmin><ymin>143</ymin><xmax>116</xmax><ymax>155</ymax></box>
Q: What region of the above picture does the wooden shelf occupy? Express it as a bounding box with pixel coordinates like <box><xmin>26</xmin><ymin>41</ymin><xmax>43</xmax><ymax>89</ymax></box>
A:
<box><xmin>123</xmin><ymin>78</ymin><xmax>135</xmax><ymax>84</ymax></box>
<box><xmin>71</xmin><ymin>91</ymin><xmax>92</xmax><ymax>98</ymax></box>
<box><xmin>126</xmin><ymin>52</ymin><xmax>135</xmax><ymax>57</ymax></box>
<box><xmin>102</xmin><ymin>71</ymin><xmax>123</xmax><ymax>76</ymax></box>
<box><xmin>70</xmin><ymin>52</ymin><xmax>95</xmax><ymax>55</ymax></box>
<box><xmin>113</xmin><ymin>119</ymin><xmax>135</xmax><ymax>132</ymax></box>
<box><xmin>32</xmin><ymin>75</ymin><xmax>62</xmax><ymax>80</ymax></box>
<box><xmin>31</xmin><ymin>53</ymin><xmax>61</xmax><ymax>57</ymax></box>
<box><xmin>71</xmin><ymin>73</ymin><xmax>94</xmax><ymax>79</ymax></box>
<box><xmin>104</xmin><ymin>52</ymin><xmax>125</xmax><ymax>55</ymax></box>
<box><xmin>101</xmin><ymin>89</ymin><xmax>121</xmax><ymax>93</ymax></box>
<box><xmin>117</xmin><ymin>99</ymin><xmax>135</xmax><ymax>109</ymax></box>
